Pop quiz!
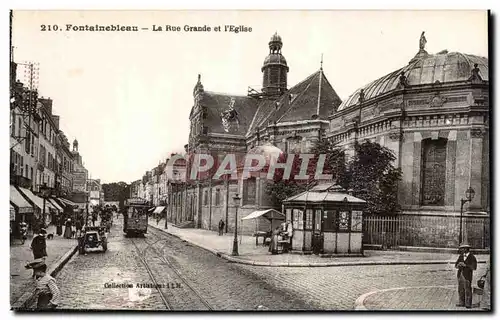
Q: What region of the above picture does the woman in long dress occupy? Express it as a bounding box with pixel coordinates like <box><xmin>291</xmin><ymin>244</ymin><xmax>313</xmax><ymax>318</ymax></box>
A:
<box><xmin>63</xmin><ymin>219</ymin><xmax>72</xmax><ymax>239</ymax></box>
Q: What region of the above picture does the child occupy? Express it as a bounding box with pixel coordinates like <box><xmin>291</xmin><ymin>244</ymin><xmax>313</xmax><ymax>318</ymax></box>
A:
<box><xmin>25</xmin><ymin>259</ymin><xmax>61</xmax><ymax>309</ymax></box>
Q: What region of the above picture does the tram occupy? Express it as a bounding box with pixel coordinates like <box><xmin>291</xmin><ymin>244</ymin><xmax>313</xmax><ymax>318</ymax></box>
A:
<box><xmin>123</xmin><ymin>198</ymin><xmax>149</xmax><ymax>237</ymax></box>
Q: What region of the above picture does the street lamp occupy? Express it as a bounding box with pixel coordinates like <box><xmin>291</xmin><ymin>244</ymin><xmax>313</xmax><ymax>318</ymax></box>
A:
<box><xmin>459</xmin><ymin>187</ymin><xmax>475</xmax><ymax>244</ymax></box>
<box><xmin>39</xmin><ymin>183</ymin><xmax>51</xmax><ymax>227</ymax></box>
<box><xmin>232</xmin><ymin>193</ymin><xmax>241</xmax><ymax>256</ymax></box>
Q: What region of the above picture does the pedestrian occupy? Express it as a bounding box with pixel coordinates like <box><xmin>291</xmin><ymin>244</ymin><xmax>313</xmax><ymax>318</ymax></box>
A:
<box><xmin>218</xmin><ymin>219</ymin><xmax>225</xmax><ymax>236</ymax></box>
<box><xmin>479</xmin><ymin>258</ymin><xmax>490</xmax><ymax>310</ymax></box>
<box><xmin>30</xmin><ymin>229</ymin><xmax>48</xmax><ymax>277</ymax></box>
<box><xmin>92</xmin><ymin>213</ymin><xmax>97</xmax><ymax>227</ymax></box>
<box><xmin>75</xmin><ymin>219</ymin><xmax>82</xmax><ymax>238</ymax></box>
<box><xmin>56</xmin><ymin>215</ymin><xmax>63</xmax><ymax>236</ymax></box>
<box><xmin>63</xmin><ymin>219</ymin><xmax>72</xmax><ymax>239</ymax></box>
<box><xmin>25</xmin><ymin>259</ymin><xmax>60</xmax><ymax>309</ymax></box>
<box><xmin>455</xmin><ymin>243</ymin><xmax>477</xmax><ymax>308</ymax></box>
<box><xmin>269</xmin><ymin>227</ymin><xmax>280</xmax><ymax>254</ymax></box>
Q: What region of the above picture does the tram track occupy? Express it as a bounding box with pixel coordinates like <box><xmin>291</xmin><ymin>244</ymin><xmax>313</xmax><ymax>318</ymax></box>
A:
<box><xmin>129</xmin><ymin>231</ymin><xmax>213</xmax><ymax>311</ymax></box>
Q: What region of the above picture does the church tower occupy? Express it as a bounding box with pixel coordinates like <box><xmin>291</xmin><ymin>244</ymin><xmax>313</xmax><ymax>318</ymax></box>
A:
<box><xmin>262</xmin><ymin>32</ymin><xmax>289</xmax><ymax>97</ymax></box>
<box><xmin>72</xmin><ymin>139</ymin><xmax>78</xmax><ymax>152</ymax></box>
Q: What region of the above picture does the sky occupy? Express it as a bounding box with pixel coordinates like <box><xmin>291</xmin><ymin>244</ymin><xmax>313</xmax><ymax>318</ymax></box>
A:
<box><xmin>11</xmin><ymin>10</ymin><xmax>488</xmax><ymax>184</ymax></box>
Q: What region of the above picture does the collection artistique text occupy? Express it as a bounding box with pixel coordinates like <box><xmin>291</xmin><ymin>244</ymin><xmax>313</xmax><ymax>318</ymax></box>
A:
<box><xmin>42</xmin><ymin>24</ymin><xmax>252</xmax><ymax>33</ymax></box>
<box><xmin>104</xmin><ymin>282</ymin><xmax>182</xmax><ymax>289</ymax></box>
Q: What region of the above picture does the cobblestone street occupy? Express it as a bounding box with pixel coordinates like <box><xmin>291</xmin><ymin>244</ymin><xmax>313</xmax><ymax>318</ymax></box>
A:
<box><xmin>54</xmin><ymin>216</ymin><xmax>311</xmax><ymax>310</ymax></box>
<box><xmin>47</xmin><ymin>216</ymin><xmax>489</xmax><ymax>311</ymax></box>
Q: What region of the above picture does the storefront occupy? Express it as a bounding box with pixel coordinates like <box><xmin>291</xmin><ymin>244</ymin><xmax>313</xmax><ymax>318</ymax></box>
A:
<box><xmin>47</xmin><ymin>198</ymin><xmax>63</xmax><ymax>225</ymax></box>
<box><xmin>283</xmin><ymin>183</ymin><xmax>366</xmax><ymax>256</ymax></box>
<box><xmin>17</xmin><ymin>186</ymin><xmax>57</xmax><ymax>230</ymax></box>
<box><xmin>10</xmin><ymin>185</ymin><xmax>34</xmax><ymax>237</ymax></box>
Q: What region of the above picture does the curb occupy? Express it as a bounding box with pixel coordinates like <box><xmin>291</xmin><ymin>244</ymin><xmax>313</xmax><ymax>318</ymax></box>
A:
<box><xmin>148</xmin><ymin>225</ymin><xmax>488</xmax><ymax>267</ymax></box>
<box><xmin>354</xmin><ymin>285</ymin><xmax>456</xmax><ymax>310</ymax></box>
<box><xmin>11</xmin><ymin>243</ymin><xmax>79</xmax><ymax>311</ymax></box>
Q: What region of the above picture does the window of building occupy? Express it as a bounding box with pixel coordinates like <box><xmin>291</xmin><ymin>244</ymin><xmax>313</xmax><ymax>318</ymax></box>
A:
<box><xmin>25</xmin><ymin>164</ymin><xmax>28</xmax><ymax>178</ymax></box>
<box><xmin>11</xmin><ymin>111</ymin><xmax>15</xmax><ymax>136</ymax></box>
<box><xmin>17</xmin><ymin>118</ymin><xmax>21</xmax><ymax>137</ymax></box>
<box><xmin>323</xmin><ymin>210</ymin><xmax>337</xmax><ymax>232</ymax></box>
<box><xmin>25</xmin><ymin>131</ymin><xmax>31</xmax><ymax>154</ymax></box>
<box><xmin>285</xmin><ymin>208</ymin><xmax>292</xmax><ymax>223</ymax></box>
<box><xmin>204</xmin><ymin>189</ymin><xmax>209</xmax><ymax>206</ymax></box>
<box><xmin>314</xmin><ymin>209</ymin><xmax>322</xmax><ymax>232</ymax></box>
<box><xmin>351</xmin><ymin>211</ymin><xmax>363</xmax><ymax>232</ymax></box>
<box><xmin>30</xmin><ymin>167</ymin><xmax>33</xmax><ymax>183</ymax></box>
<box><xmin>338</xmin><ymin>211</ymin><xmax>350</xmax><ymax>231</ymax></box>
<box><xmin>215</xmin><ymin>188</ymin><xmax>220</xmax><ymax>206</ymax></box>
<box><xmin>242</xmin><ymin>178</ymin><xmax>256</xmax><ymax>205</ymax></box>
<box><xmin>305</xmin><ymin>209</ymin><xmax>313</xmax><ymax>230</ymax></box>
<box><xmin>30</xmin><ymin>134</ymin><xmax>34</xmax><ymax>156</ymax></box>
<box><xmin>421</xmin><ymin>138</ymin><xmax>447</xmax><ymax>206</ymax></box>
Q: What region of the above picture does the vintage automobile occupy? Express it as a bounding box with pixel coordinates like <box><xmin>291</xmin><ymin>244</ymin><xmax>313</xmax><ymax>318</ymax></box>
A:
<box><xmin>78</xmin><ymin>226</ymin><xmax>108</xmax><ymax>254</ymax></box>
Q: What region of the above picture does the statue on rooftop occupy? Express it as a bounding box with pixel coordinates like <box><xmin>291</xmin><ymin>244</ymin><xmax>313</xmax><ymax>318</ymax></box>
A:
<box><xmin>419</xmin><ymin>32</ymin><xmax>427</xmax><ymax>51</ymax></box>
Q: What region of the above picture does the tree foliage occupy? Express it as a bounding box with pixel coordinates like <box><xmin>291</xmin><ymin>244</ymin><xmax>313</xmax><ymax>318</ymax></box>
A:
<box><xmin>344</xmin><ymin>141</ymin><xmax>402</xmax><ymax>216</ymax></box>
<box><xmin>102</xmin><ymin>182</ymin><xmax>130</xmax><ymax>208</ymax></box>
<box><xmin>265</xmin><ymin>138</ymin><xmax>402</xmax><ymax>215</ymax></box>
<box><xmin>266</xmin><ymin>138</ymin><xmax>346</xmax><ymax>207</ymax></box>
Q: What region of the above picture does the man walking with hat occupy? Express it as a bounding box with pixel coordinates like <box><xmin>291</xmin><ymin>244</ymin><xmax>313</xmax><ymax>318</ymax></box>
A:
<box><xmin>455</xmin><ymin>243</ymin><xmax>477</xmax><ymax>308</ymax></box>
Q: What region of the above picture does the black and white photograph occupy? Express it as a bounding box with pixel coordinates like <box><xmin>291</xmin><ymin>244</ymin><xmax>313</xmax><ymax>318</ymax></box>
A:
<box><xmin>8</xmin><ymin>9</ymin><xmax>491</xmax><ymax>312</ymax></box>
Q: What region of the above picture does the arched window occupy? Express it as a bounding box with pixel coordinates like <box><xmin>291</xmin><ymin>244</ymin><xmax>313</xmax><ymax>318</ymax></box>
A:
<box><xmin>215</xmin><ymin>188</ymin><xmax>221</xmax><ymax>206</ymax></box>
<box><xmin>204</xmin><ymin>189</ymin><xmax>209</xmax><ymax>206</ymax></box>
<box><xmin>243</xmin><ymin>178</ymin><xmax>257</xmax><ymax>205</ymax></box>
<box><xmin>421</xmin><ymin>138</ymin><xmax>447</xmax><ymax>206</ymax></box>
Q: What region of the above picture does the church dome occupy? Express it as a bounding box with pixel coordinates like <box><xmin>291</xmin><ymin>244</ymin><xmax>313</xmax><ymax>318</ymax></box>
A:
<box><xmin>246</xmin><ymin>142</ymin><xmax>283</xmax><ymax>165</ymax></box>
<box><xmin>337</xmin><ymin>51</ymin><xmax>488</xmax><ymax>111</ymax></box>
<box><xmin>270</xmin><ymin>32</ymin><xmax>282</xmax><ymax>43</ymax></box>
<box><xmin>263</xmin><ymin>53</ymin><xmax>288</xmax><ymax>66</ymax></box>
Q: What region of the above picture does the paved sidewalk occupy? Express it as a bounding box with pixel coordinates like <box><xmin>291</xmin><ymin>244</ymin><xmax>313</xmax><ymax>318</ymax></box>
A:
<box><xmin>356</xmin><ymin>285</ymin><xmax>487</xmax><ymax>310</ymax></box>
<box><xmin>10</xmin><ymin>224</ymin><xmax>78</xmax><ymax>305</ymax></box>
<box><xmin>150</xmin><ymin>222</ymin><xmax>489</xmax><ymax>267</ymax></box>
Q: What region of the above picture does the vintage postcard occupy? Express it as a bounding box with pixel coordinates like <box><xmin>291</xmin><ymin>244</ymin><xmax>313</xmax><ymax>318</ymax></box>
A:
<box><xmin>9</xmin><ymin>10</ymin><xmax>490</xmax><ymax>311</ymax></box>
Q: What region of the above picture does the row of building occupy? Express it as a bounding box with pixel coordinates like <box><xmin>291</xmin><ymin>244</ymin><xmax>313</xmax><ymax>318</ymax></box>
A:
<box><xmin>9</xmin><ymin>58</ymin><xmax>103</xmax><ymax>236</ymax></box>
<box><xmin>129</xmin><ymin>32</ymin><xmax>489</xmax><ymax>248</ymax></box>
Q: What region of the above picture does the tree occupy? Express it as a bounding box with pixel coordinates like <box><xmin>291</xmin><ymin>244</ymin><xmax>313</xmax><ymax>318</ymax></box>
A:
<box><xmin>265</xmin><ymin>138</ymin><xmax>346</xmax><ymax>207</ymax></box>
<box><xmin>345</xmin><ymin>140</ymin><xmax>402</xmax><ymax>216</ymax></box>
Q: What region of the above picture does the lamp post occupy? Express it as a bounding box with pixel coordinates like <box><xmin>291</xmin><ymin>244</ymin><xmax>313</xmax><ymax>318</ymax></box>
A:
<box><xmin>232</xmin><ymin>193</ymin><xmax>241</xmax><ymax>256</ymax></box>
<box><xmin>459</xmin><ymin>187</ymin><xmax>475</xmax><ymax>244</ymax></box>
<box><xmin>39</xmin><ymin>183</ymin><xmax>51</xmax><ymax>228</ymax></box>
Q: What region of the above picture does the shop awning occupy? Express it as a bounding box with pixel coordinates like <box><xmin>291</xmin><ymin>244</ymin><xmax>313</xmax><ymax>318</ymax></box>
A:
<box><xmin>47</xmin><ymin>198</ymin><xmax>63</xmax><ymax>212</ymax></box>
<box><xmin>58</xmin><ymin>198</ymin><xmax>78</xmax><ymax>208</ymax></box>
<box><xmin>153</xmin><ymin>206</ymin><xmax>165</xmax><ymax>214</ymax></box>
<box><xmin>10</xmin><ymin>204</ymin><xmax>15</xmax><ymax>221</ymax></box>
<box><xmin>242</xmin><ymin>209</ymin><xmax>285</xmax><ymax>221</ymax></box>
<box><xmin>10</xmin><ymin>185</ymin><xmax>33</xmax><ymax>214</ymax></box>
<box><xmin>148</xmin><ymin>207</ymin><xmax>155</xmax><ymax>212</ymax></box>
<box><xmin>17</xmin><ymin>187</ymin><xmax>45</xmax><ymax>211</ymax></box>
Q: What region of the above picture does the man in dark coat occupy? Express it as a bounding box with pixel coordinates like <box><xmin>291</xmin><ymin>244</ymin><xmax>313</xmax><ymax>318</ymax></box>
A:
<box><xmin>218</xmin><ymin>219</ymin><xmax>225</xmax><ymax>236</ymax></box>
<box><xmin>30</xmin><ymin>229</ymin><xmax>48</xmax><ymax>277</ymax></box>
<box><xmin>455</xmin><ymin>243</ymin><xmax>477</xmax><ymax>308</ymax></box>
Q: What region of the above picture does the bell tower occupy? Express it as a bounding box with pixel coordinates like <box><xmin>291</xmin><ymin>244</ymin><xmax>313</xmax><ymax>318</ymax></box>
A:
<box><xmin>262</xmin><ymin>32</ymin><xmax>289</xmax><ymax>97</ymax></box>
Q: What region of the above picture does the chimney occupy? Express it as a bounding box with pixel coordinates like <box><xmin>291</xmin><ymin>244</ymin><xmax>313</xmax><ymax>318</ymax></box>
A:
<box><xmin>40</xmin><ymin>98</ymin><xmax>53</xmax><ymax>115</ymax></box>
<box><xmin>52</xmin><ymin>115</ymin><xmax>60</xmax><ymax>130</ymax></box>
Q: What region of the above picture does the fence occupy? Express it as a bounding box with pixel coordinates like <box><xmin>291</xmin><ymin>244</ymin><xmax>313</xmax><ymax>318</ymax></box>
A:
<box><xmin>363</xmin><ymin>214</ymin><xmax>490</xmax><ymax>249</ymax></box>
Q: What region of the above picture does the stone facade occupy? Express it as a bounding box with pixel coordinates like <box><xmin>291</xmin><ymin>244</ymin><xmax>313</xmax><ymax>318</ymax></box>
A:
<box><xmin>164</xmin><ymin>33</ymin><xmax>489</xmax><ymax>244</ymax></box>
<box><xmin>328</xmin><ymin>42</ymin><xmax>489</xmax><ymax>217</ymax></box>
<box><xmin>167</xmin><ymin>33</ymin><xmax>341</xmax><ymax>234</ymax></box>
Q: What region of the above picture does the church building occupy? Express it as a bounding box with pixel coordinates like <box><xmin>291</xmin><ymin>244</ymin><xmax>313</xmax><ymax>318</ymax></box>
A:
<box><xmin>170</xmin><ymin>32</ymin><xmax>342</xmax><ymax>233</ymax></box>
<box><xmin>169</xmin><ymin>32</ymin><xmax>489</xmax><ymax>239</ymax></box>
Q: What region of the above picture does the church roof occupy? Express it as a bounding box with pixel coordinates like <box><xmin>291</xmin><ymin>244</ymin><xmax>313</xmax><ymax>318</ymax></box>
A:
<box><xmin>337</xmin><ymin>51</ymin><xmax>488</xmax><ymax>111</ymax></box>
<box><xmin>247</xmin><ymin>70</ymin><xmax>342</xmax><ymax>134</ymax></box>
<box><xmin>200</xmin><ymin>91</ymin><xmax>259</xmax><ymax>135</ymax></box>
